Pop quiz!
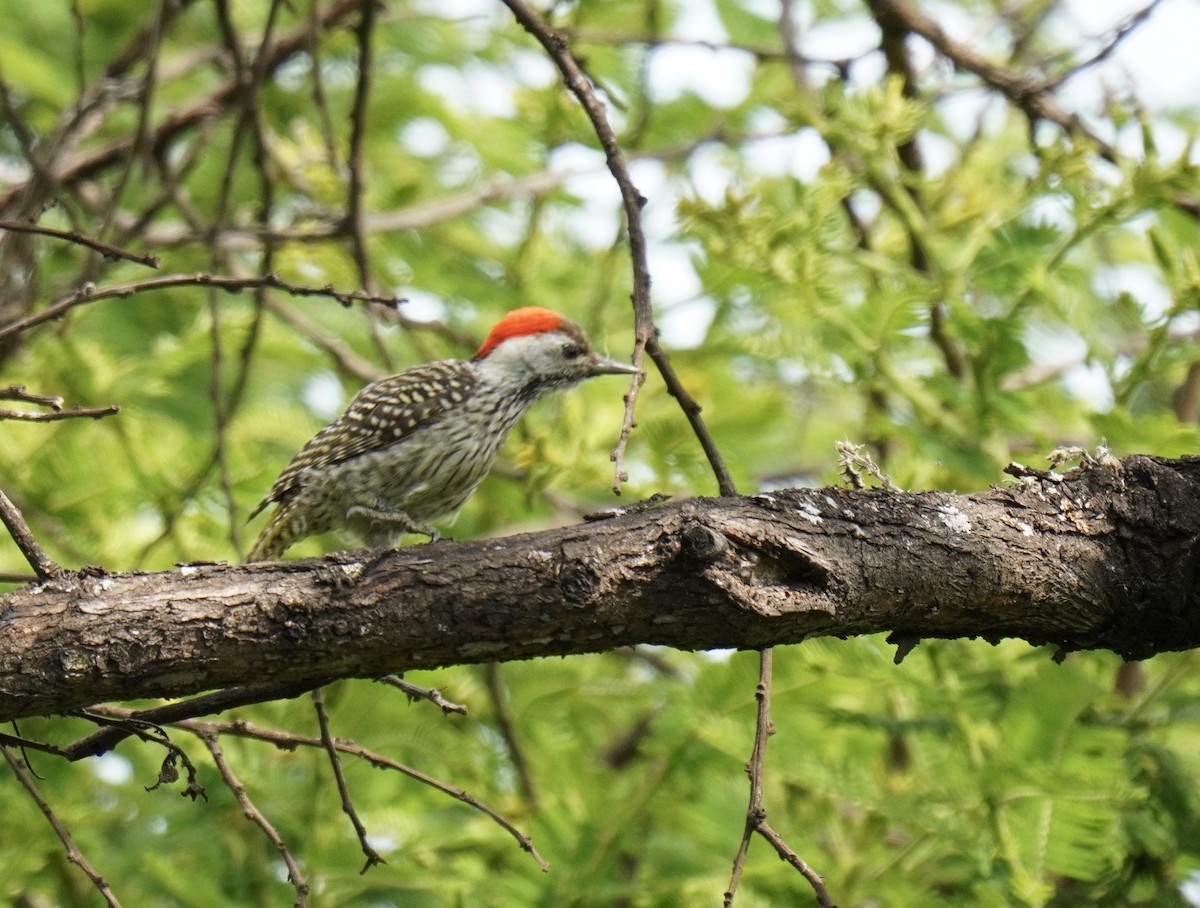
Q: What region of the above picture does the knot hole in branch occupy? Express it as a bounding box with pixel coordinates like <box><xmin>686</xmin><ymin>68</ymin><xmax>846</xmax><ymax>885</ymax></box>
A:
<box><xmin>680</xmin><ymin>521</ymin><xmax>731</xmax><ymax>563</ymax></box>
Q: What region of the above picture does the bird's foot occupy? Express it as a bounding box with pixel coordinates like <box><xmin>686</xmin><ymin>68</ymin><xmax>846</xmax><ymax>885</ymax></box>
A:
<box><xmin>348</xmin><ymin>504</ymin><xmax>439</xmax><ymax>545</ymax></box>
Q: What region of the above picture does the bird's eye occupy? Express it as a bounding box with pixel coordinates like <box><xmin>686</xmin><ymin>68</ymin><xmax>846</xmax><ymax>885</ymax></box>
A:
<box><xmin>561</xmin><ymin>343</ymin><xmax>583</xmax><ymax>360</ymax></box>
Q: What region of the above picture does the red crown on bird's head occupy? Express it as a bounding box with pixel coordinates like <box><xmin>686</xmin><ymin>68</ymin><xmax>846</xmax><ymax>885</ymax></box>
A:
<box><xmin>473</xmin><ymin>307</ymin><xmax>568</xmax><ymax>360</ymax></box>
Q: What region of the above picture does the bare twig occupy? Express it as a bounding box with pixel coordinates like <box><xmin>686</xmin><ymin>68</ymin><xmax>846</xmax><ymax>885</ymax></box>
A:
<box><xmin>260</xmin><ymin>724</ymin><xmax>549</xmax><ymax>872</ymax></box>
<box><xmin>724</xmin><ymin>649</ymin><xmax>771</xmax><ymax>905</ymax></box>
<box><xmin>866</xmin><ymin>0</ymin><xmax>1117</xmax><ymax>157</ymax></box>
<box><xmin>0</xmin><ymin>218</ymin><xmax>158</xmax><ymax>267</ymax></box>
<box><xmin>126</xmin><ymin>131</ymin><xmax>804</xmax><ymax>253</ymax></box>
<box><xmin>201</xmin><ymin>733</ymin><xmax>309</xmax><ymax>907</ymax></box>
<box><xmin>129</xmin><ymin>166</ymin><xmax>586</xmax><ymax>248</ymax></box>
<box><xmin>502</xmin><ymin>0</ymin><xmax>737</xmax><ymax>497</ymax></box>
<box><xmin>723</xmin><ymin>651</ymin><xmax>836</xmax><ymax>907</ymax></box>
<box><xmin>1040</xmin><ymin>0</ymin><xmax>1166</xmax><ymax>91</ymax></box>
<box><xmin>306</xmin><ymin>0</ymin><xmax>342</xmax><ymax>169</ymax></box>
<box><xmin>341</xmin><ymin>0</ymin><xmax>399</xmax><ymax>372</ymax></box>
<box><xmin>71</xmin><ymin>709</ymin><xmax>207</xmax><ymax>800</ymax></box>
<box><xmin>0</xmin><ymin>404</ymin><xmax>120</xmax><ymax>422</ymax></box>
<box><xmin>206</xmin><ymin>0</ymin><xmax>287</xmax><ymax>557</ymax></box>
<box><xmin>377</xmin><ymin>675</ymin><xmax>468</xmax><ymax>716</ymax></box>
<box><xmin>0</xmin><ymin>63</ymin><xmax>67</xmax><ymax>226</ymax></box>
<box><xmin>0</xmin><ymin>0</ymin><xmax>363</xmax><ymax>213</ymax></box>
<box><xmin>0</xmin><ymin>486</ymin><xmax>59</xmax><ymax>579</ymax></box>
<box><xmin>262</xmin><ymin>294</ymin><xmax>385</xmax><ymax>384</ymax></box>
<box><xmin>311</xmin><ymin>688</ymin><xmax>386</xmax><ymax>873</ymax></box>
<box><xmin>756</xmin><ymin>820</ymin><xmax>836</xmax><ymax>904</ymax></box>
<box><xmin>861</xmin><ymin>0</ymin><xmax>1200</xmax><ymax>235</ymax></box>
<box><xmin>0</xmin><ymin>384</ymin><xmax>64</xmax><ymax>409</ymax></box>
<box><xmin>483</xmin><ymin>663</ymin><xmax>540</xmax><ymax>810</ymax></box>
<box><xmin>0</xmin><ymin>729</ymin><xmax>70</xmax><ymax>758</ymax></box>
<box><xmin>1</xmin><ymin>744</ymin><xmax>122</xmax><ymax>908</ymax></box>
<box><xmin>867</xmin><ymin>0</ymin><xmax>968</xmax><ymax>383</ymax></box>
<box><xmin>0</xmin><ymin>272</ymin><xmax>405</xmax><ymax>342</ymax></box>
<box><xmin>68</xmin><ymin>0</ymin><xmax>86</xmax><ymax>97</ymax></box>
<box><xmin>63</xmin><ymin>679</ymin><xmax>328</xmax><ymax>760</ymax></box>
<box><xmin>81</xmin><ymin>0</ymin><xmax>167</xmax><ymax>286</ymax></box>
<box><xmin>345</xmin><ymin>0</ymin><xmax>377</xmax><ymax>291</ymax></box>
<box><xmin>85</xmin><ymin>706</ymin><xmax>551</xmax><ymax>872</ymax></box>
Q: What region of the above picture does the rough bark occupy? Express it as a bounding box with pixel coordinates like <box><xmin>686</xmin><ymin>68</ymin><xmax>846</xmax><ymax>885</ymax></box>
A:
<box><xmin>2</xmin><ymin>454</ymin><xmax>1199</xmax><ymax>722</ymax></box>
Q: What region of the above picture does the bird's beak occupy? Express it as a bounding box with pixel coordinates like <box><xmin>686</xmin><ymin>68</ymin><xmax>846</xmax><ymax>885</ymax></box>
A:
<box><xmin>586</xmin><ymin>353</ymin><xmax>641</xmax><ymax>376</ymax></box>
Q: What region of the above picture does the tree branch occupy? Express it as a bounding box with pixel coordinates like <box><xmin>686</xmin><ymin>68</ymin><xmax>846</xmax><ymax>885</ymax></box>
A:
<box><xmin>0</xmin><ymin>486</ymin><xmax>59</xmax><ymax>579</ymax></box>
<box><xmin>62</xmin><ymin>680</ymin><xmax>326</xmax><ymax>760</ymax></box>
<box><xmin>867</xmin><ymin>0</ymin><xmax>1193</xmax><ymax>230</ymax></box>
<box><xmin>2</xmin><ymin>455</ymin><xmax>1199</xmax><ymax>722</ymax></box>
<box><xmin>0</xmin><ymin>271</ymin><xmax>403</xmax><ymax>342</ymax></box>
<box><xmin>502</xmin><ymin>0</ymin><xmax>737</xmax><ymax>497</ymax></box>
<box><xmin>0</xmin><ymin>0</ymin><xmax>363</xmax><ymax>214</ymax></box>
<box><xmin>2</xmin><ymin>744</ymin><xmax>122</xmax><ymax>907</ymax></box>
<box><xmin>0</xmin><ymin>218</ymin><xmax>159</xmax><ymax>267</ymax></box>
<box><xmin>201</xmin><ymin>732</ymin><xmax>308</xmax><ymax>906</ymax></box>
<box><xmin>0</xmin><ymin>404</ymin><xmax>120</xmax><ymax>422</ymax></box>
<box><xmin>310</xmin><ymin>687</ymin><xmax>386</xmax><ymax>873</ymax></box>
<box><xmin>136</xmin><ymin>708</ymin><xmax>549</xmax><ymax>871</ymax></box>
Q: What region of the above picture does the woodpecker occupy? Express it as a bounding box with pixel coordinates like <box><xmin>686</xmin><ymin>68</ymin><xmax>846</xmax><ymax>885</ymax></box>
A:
<box><xmin>246</xmin><ymin>306</ymin><xmax>638</xmax><ymax>561</ymax></box>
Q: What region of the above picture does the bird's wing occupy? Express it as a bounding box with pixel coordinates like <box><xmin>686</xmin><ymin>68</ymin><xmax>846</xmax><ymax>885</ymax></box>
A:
<box><xmin>248</xmin><ymin>361</ymin><xmax>477</xmax><ymax>518</ymax></box>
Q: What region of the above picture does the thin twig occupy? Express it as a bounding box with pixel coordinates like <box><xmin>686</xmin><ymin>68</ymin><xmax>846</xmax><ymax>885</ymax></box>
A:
<box><xmin>348</xmin><ymin>0</ymin><xmax>396</xmax><ymax>372</ymax></box>
<box><xmin>722</xmin><ymin>650</ymin><xmax>835</xmax><ymax>907</ymax></box>
<box><xmin>88</xmin><ymin>707</ymin><xmax>551</xmax><ymax>872</ymax></box>
<box><xmin>83</xmin><ymin>0</ymin><xmax>168</xmax><ymax>276</ymax></box>
<box><xmin>0</xmin><ymin>404</ymin><xmax>120</xmax><ymax>422</ymax></box>
<box><xmin>252</xmin><ymin>722</ymin><xmax>550</xmax><ymax>872</ymax></box>
<box><xmin>483</xmin><ymin>663</ymin><xmax>540</xmax><ymax>810</ymax></box>
<box><xmin>68</xmin><ymin>708</ymin><xmax>208</xmax><ymax>798</ymax></box>
<box><xmin>0</xmin><ymin>64</ymin><xmax>66</xmax><ymax>223</ymax></box>
<box><xmin>0</xmin><ymin>219</ymin><xmax>157</xmax><ymax>266</ymax></box>
<box><xmin>135</xmin><ymin>165</ymin><xmax>597</xmax><ymax>247</ymax></box>
<box><xmin>207</xmin><ymin>0</ymin><xmax>286</xmax><ymax>558</ymax></box>
<box><xmin>262</xmin><ymin>294</ymin><xmax>385</xmax><ymax>384</ymax></box>
<box><xmin>868</xmin><ymin>0</ymin><xmax>968</xmax><ymax>383</ymax></box>
<box><xmin>0</xmin><ymin>384</ymin><xmax>64</xmax><ymax>409</ymax></box>
<box><xmin>756</xmin><ymin>820</ymin><xmax>836</xmax><ymax>905</ymax></box>
<box><xmin>345</xmin><ymin>0</ymin><xmax>377</xmax><ymax>291</ymax></box>
<box><xmin>0</xmin><ymin>271</ymin><xmax>405</xmax><ymax>342</ymax></box>
<box><xmin>865</xmin><ymin>0</ymin><xmax>1118</xmax><ymax>158</ymax></box>
<box><xmin>1040</xmin><ymin>0</ymin><xmax>1165</xmax><ymax>91</ymax></box>
<box><xmin>502</xmin><ymin>0</ymin><xmax>738</xmax><ymax>497</ymax></box>
<box><xmin>0</xmin><ymin>729</ymin><xmax>71</xmax><ymax>758</ymax></box>
<box><xmin>0</xmin><ymin>486</ymin><xmax>59</xmax><ymax>579</ymax></box>
<box><xmin>1</xmin><ymin>744</ymin><xmax>123</xmax><ymax>908</ymax></box>
<box><xmin>306</xmin><ymin>0</ymin><xmax>342</xmax><ymax>169</ymax></box>
<box><xmin>0</xmin><ymin>0</ymin><xmax>363</xmax><ymax>213</ymax></box>
<box><xmin>377</xmin><ymin>675</ymin><xmax>468</xmax><ymax>716</ymax></box>
<box><xmin>69</xmin><ymin>0</ymin><xmax>86</xmax><ymax>98</ymax></box>
<box><xmin>724</xmin><ymin>649</ymin><xmax>772</xmax><ymax>905</ymax></box>
<box><xmin>201</xmin><ymin>733</ymin><xmax>309</xmax><ymax>907</ymax></box>
<box><xmin>128</xmin><ymin>134</ymin><xmax>789</xmax><ymax>251</ymax></box>
<box><xmin>311</xmin><ymin>688</ymin><xmax>386</xmax><ymax>873</ymax></box>
<box><xmin>62</xmin><ymin>679</ymin><xmax>328</xmax><ymax>760</ymax></box>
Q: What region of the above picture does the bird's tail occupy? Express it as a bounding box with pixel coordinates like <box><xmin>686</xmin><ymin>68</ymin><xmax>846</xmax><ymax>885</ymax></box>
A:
<box><xmin>246</xmin><ymin>508</ymin><xmax>297</xmax><ymax>563</ymax></box>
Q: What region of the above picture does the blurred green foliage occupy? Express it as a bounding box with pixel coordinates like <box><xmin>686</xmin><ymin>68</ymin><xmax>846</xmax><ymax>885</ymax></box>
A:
<box><xmin>1</xmin><ymin>1</ymin><xmax>1199</xmax><ymax>905</ymax></box>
